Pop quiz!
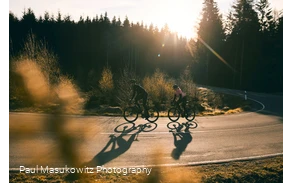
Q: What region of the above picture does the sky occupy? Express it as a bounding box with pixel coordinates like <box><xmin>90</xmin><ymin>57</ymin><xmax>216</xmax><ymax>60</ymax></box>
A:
<box><xmin>9</xmin><ymin>0</ymin><xmax>283</xmax><ymax>39</ymax></box>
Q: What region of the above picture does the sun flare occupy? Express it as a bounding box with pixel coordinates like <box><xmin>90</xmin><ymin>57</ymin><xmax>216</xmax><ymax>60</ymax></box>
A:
<box><xmin>151</xmin><ymin>0</ymin><xmax>202</xmax><ymax>39</ymax></box>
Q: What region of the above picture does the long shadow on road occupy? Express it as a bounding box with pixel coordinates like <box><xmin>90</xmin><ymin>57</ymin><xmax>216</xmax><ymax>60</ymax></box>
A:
<box><xmin>85</xmin><ymin>133</ymin><xmax>136</xmax><ymax>166</ymax></box>
<box><xmin>84</xmin><ymin>122</ymin><xmax>157</xmax><ymax>167</ymax></box>
<box><xmin>66</xmin><ymin>122</ymin><xmax>157</xmax><ymax>181</ymax></box>
<box><xmin>167</xmin><ymin>121</ymin><xmax>198</xmax><ymax>160</ymax></box>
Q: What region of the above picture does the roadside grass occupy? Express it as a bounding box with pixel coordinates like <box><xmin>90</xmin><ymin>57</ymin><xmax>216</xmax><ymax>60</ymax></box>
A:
<box><xmin>10</xmin><ymin>87</ymin><xmax>252</xmax><ymax>117</ymax></box>
<box><xmin>9</xmin><ymin>156</ymin><xmax>282</xmax><ymax>183</ymax></box>
<box><xmin>200</xmin><ymin>156</ymin><xmax>283</xmax><ymax>183</ymax></box>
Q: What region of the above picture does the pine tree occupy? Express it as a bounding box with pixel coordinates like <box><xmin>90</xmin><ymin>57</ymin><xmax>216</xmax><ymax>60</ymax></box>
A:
<box><xmin>229</xmin><ymin>0</ymin><xmax>260</xmax><ymax>90</ymax></box>
<box><xmin>256</xmin><ymin>0</ymin><xmax>273</xmax><ymax>32</ymax></box>
<box><xmin>194</xmin><ymin>0</ymin><xmax>226</xmax><ymax>86</ymax></box>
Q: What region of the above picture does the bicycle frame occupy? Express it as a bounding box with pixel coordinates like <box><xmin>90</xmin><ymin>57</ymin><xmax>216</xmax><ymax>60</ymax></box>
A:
<box><xmin>132</xmin><ymin>103</ymin><xmax>143</xmax><ymax>114</ymax></box>
<box><xmin>131</xmin><ymin>100</ymin><xmax>152</xmax><ymax>115</ymax></box>
<box><xmin>124</xmin><ymin>100</ymin><xmax>159</xmax><ymax>123</ymax></box>
<box><xmin>168</xmin><ymin>101</ymin><xmax>196</xmax><ymax>122</ymax></box>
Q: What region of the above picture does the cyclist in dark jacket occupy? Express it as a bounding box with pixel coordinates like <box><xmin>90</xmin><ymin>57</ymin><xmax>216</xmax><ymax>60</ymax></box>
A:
<box><xmin>130</xmin><ymin>79</ymin><xmax>149</xmax><ymax>118</ymax></box>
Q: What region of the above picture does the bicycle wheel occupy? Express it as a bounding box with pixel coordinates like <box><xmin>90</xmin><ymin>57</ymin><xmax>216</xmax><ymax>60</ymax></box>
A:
<box><xmin>141</xmin><ymin>122</ymin><xmax>158</xmax><ymax>132</ymax></box>
<box><xmin>185</xmin><ymin>107</ymin><xmax>195</xmax><ymax>121</ymax></box>
<box><xmin>167</xmin><ymin>121</ymin><xmax>180</xmax><ymax>130</ymax></box>
<box><xmin>146</xmin><ymin>107</ymin><xmax>159</xmax><ymax>123</ymax></box>
<box><xmin>168</xmin><ymin>107</ymin><xmax>180</xmax><ymax>122</ymax></box>
<box><xmin>123</xmin><ymin>107</ymin><xmax>138</xmax><ymax>123</ymax></box>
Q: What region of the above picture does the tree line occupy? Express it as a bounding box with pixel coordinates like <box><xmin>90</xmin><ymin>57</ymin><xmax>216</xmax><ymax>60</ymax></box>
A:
<box><xmin>193</xmin><ymin>0</ymin><xmax>282</xmax><ymax>92</ymax></box>
<box><xmin>9</xmin><ymin>0</ymin><xmax>283</xmax><ymax>95</ymax></box>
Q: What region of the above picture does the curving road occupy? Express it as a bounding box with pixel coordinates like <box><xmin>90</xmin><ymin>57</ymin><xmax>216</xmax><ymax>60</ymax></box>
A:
<box><xmin>9</xmin><ymin>88</ymin><xmax>283</xmax><ymax>170</ymax></box>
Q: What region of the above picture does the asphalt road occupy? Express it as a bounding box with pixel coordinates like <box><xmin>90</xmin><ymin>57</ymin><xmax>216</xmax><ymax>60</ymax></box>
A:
<box><xmin>9</xmin><ymin>89</ymin><xmax>283</xmax><ymax>169</ymax></box>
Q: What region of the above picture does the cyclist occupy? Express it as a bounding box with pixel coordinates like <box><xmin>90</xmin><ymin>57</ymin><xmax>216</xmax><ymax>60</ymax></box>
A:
<box><xmin>130</xmin><ymin>79</ymin><xmax>149</xmax><ymax>118</ymax></box>
<box><xmin>172</xmin><ymin>84</ymin><xmax>187</xmax><ymax>117</ymax></box>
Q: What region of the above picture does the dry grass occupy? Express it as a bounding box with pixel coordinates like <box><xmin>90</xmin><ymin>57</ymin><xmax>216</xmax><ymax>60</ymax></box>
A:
<box><xmin>9</xmin><ymin>156</ymin><xmax>282</xmax><ymax>183</ymax></box>
<box><xmin>200</xmin><ymin>156</ymin><xmax>283</xmax><ymax>183</ymax></box>
<box><xmin>10</xmin><ymin>88</ymin><xmax>248</xmax><ymax>118</ymax></box>
<box><xmin>10</xmin><ymin>33</ymin><xmax>89</xmax><ymax>181</ymax></box>
<box><xmin>225</xmin><ymin>107</ymin><xmax>243</xmax><ymax>114</ymax></box>
<box><xmin>10</xmin><ymin>33</ymin><xmax>86</xmax><ymax>115</ymax></box>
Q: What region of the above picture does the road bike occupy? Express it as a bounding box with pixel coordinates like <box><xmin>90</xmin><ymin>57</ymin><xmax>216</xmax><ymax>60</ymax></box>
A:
<box><xmin>123</xmin><ymin>101</ymin><xmax>159</xmax><ymax>123</ymax></box>
<box><xmin>168</xmin><ymin>100</ymin><xmax>196</xmax><ymax>122</ymax></box>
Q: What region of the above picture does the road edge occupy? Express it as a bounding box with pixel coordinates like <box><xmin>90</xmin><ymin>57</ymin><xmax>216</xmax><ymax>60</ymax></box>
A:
<box><xmin>9</xmin><ymin>153</ymin><xmax>283</xmax><ymax>172</ymax></box>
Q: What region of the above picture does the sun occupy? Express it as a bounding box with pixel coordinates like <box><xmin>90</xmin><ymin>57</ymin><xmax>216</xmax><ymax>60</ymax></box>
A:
<box><xmin>151</xmin><ymin>0</ymin><xmax>202</xmax><ymax>39</ymax></box>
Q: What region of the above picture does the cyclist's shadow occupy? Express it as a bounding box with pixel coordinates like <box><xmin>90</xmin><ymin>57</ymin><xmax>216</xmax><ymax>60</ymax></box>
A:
<box><xmin>84</xmin><ymin>132</ymin><xmax>136</xmax><ymax>167</ymax></box>
<box><xmin>169</xmin><ymin>122</ymin><xmax>193</xmax><ymax>160</ymax></box>
<box><xmin>84</xmin><ymin>122</ymin><xmax>157</xmax><ymax>166</ymax></box>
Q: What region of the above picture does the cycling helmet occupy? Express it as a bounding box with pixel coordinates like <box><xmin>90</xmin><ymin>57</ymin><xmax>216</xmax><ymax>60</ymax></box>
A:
<box><xmin>173</xmin><ymin>84</ymin><xmax>178</xmax><ymax>89</ymax></box>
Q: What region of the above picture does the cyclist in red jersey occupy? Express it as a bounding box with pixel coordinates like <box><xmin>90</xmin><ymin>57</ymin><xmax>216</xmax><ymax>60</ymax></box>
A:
<box><xmin>172</xmin><ymin>84</ymin><xmax>187</xmax><ymax>117</ymax></box>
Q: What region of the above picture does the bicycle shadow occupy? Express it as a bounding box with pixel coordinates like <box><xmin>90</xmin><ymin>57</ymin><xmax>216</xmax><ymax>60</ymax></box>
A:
<box><xmin>167</xmin><ymin>121</ymin><xmax>197</xmax><ymax>160</ymax></box>
<box><xmin>66</xmin><ymin>128</ymin><xmax>138</xmax><ymax>181</ymax></box>
<box><xmin>83</xmin><ymin>122</ymin><xmax>157</xmax><ymax>167</ymax></box>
